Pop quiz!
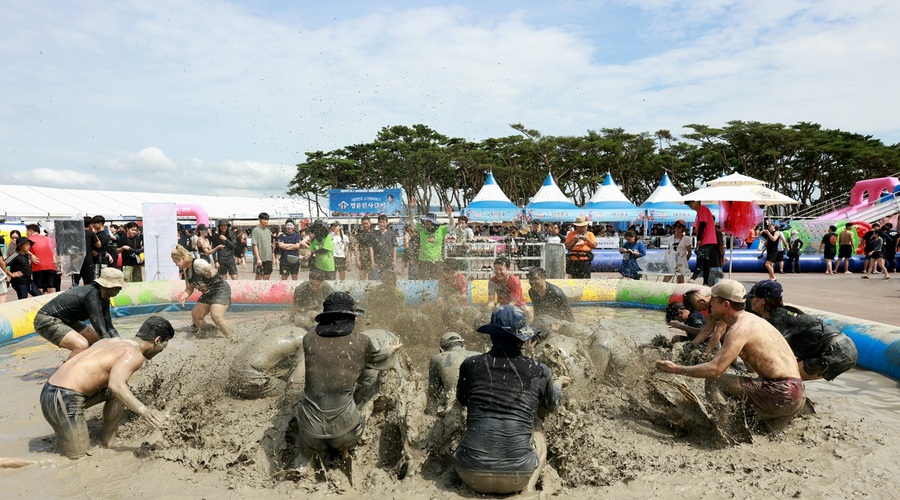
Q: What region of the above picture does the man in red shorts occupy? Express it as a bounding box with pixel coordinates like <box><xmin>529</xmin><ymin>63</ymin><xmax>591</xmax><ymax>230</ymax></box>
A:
<box><xmin>656</xmin><ymin>279</ymin><xmax>806</xmax><ymax>431</ymax></box>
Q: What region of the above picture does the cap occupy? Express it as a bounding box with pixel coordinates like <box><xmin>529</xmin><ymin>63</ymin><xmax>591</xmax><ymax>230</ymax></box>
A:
<box><xmin>95</xmin><ymin>268</ymin><xmax>126</xmax><ymax>289</ymax></box>
<box><xmin>476</xmin><ymin>305</ymin><xmax>539</xmax><ymax>342</ymax></box>
<box><xmin>420</xmin><ymin>213</ymin><xmax>440</xmax><ymax>225</ymax></box>
<box><xmin>284</xmin><ymin>222</ymin><xmax>295</xmax><ymax>229</ymax></box>
<box><xmin>573</xmin><ymin>216</ymin><xmax>589</xmax><ymax>227</ymax></box>
<box><xmin>710</xmin><ymin>279</ymin><xmax>746</xmax><ymax>302</ymax></box>
<box><xmin>197</xmin><ymin>224</ymin><xmax>208</xmax><ymax>232</ymax></box>
<box><xmin>216</xmin><ymin>219</ymin><xmax>230</xmax><ymax>226</ymax></box>
<box><xmin>751</xmin><ymin>279</ymin><xmax>783</xmax><ymax>299</ymax></box>
<box><xmin>675</xmin><ymin>219</ymin><xmax>687</xmax><ymax>227</ymax></box>
<box><xmin>440</xmin><ymin>332</ymin><xmax>464</xmax><ymax>348</ymax></box>
<box><xmin>16</xmin><ymin>238</ymin><xmax>35</xmax><ymax>249</ymax></box>
<box><xmin>258</xmin><ymin>212</ymin><xmax>270</xmax><ymax>220</ymax></box>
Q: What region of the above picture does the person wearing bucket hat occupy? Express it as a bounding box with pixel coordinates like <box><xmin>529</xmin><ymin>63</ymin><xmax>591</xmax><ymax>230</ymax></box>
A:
<box><xmin>746</xmin><ymin>280</ymin><xmax>857</xmax><ymax>382</ymax></box>
<box><xmin>6</xmin><ymin>237</ymin><xmax>42</xmax><ymax>300</ymax></box>
<box><xmin>656</xmin><ymin>279</ymin><xmax>807</xmax><ymax>432</ymax></box>
<box><xmin>454</xmin><ymin>305</ymin><xmax>566</xmax><ymax>494</ymax></box>
<box><xmin>292</xmin><ymin>292</ymin><xmax>402</xmax><ymax>473</ymax></box>
<box><xmin>427</xmin><ymin>332</ymin><xmax>479</xmax><ymax>411</ymax></box>
<box><xmin>564</xmin><ymin>216</ymin><xmax>597</xmax><ymax>279</ymax></box>
<box><xmin>213</xmin><ymin>219</ymin><xmax>239</xmax><ymax>281</ymax></box>
<box><xmin>39</xmin><ymin>315</ymin><xmax>174</xmax><ymax>459</ymax></box>
<box><xmin>407</xmin><ymin>197</ymin><xmax>455</xmax><ymax>280</ymax></box>
<box><xmin>171</xmin><ymin>244</ymin><xmax>236</xmax><ymax>340</ymax></box>
<box><xmin>276</xmin><ymin>221</ymin><xmax>304</xmax><ymax>280</ymax></box>
<box><xmin>33</xmin><ymin>268</ymin><xmax>126</xmax><ymax>357</ymax></box>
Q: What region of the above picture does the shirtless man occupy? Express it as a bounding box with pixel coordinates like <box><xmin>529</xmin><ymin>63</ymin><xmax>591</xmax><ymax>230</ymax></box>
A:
<box><xmin>526</xmin><ymin>267</ymin><xmax>573</xmax><ymax>321</ymax></box>
<box><xmin>835</xmin><ymin>224</ymin><xmax>855</xmax><ymax>274</ymax></box>
<box><xmin>39</xmin><ymin>316</ymin><xmax>174</xmax><ymax>459</ymax></box>
<box><xmin>288</xmin><ymin>268</ymin><xmax>333</xmax><ymax>329</ymax></box>
<box><xmin>33</xmin><ymin>268</ymin><xmax>126</xmax><ymax>358</ymax></box>
<box><xmin>656</xmin><ymin>280</ymin><xmax>806</xmax><ymax>430</ymax></box>
<box><xmin>228</xmin><ymin>325</ymin><xmax>306</xmax><ymax>399</ymax></box>
<box><xmin>427</xmin><ymin>332</ymin><xmax>479</xmax><ymax>412</ymax></box>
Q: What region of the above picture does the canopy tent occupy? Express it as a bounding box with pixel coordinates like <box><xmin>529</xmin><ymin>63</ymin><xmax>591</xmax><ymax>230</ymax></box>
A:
<box><xmin>0</xmin><ymin>184</ymin><xmax>317</xmax><ymax>222</ymax></box>
<box><xmin>582</xmin><ymin>173</ymin><xmax>643</xmax><ymax>222</ymax></box>
<box><xmin>524</xmin><ymin>173</ymin><xmax>585</xmax><ymax>222</ymax></box>
<box><xmin>460</xmin><ymin>172</ymin><xmax>522</xmax><ymax>222</ymax></box>
<box><xmin>639</xmin><ymin>173</ymin><xmax>695</xmax><ymax>223</ymax></box>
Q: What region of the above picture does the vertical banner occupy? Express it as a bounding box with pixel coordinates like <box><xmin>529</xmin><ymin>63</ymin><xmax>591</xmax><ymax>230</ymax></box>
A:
<box><xmin>142</xmin><ymin>203</ymin><xmax>180</xmax><ymax>281</ymax></box>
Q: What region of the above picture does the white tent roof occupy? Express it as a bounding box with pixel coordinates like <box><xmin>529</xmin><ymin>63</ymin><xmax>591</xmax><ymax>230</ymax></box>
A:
<box><xmin>0</xmin><ymin>184</ymin><xmax>317</xmax><ymax>221</ymax></box>
<box><xmin>587</xmin><ymin>173</ymin><xmax>632</xmax><ymax>204</ymax></box>
<box><xmin>527</xmin><ymin>173</ymin><xmax>577</xmax><ymax>206</ymax></box>
<box><xmin>470</xmin><ymin>172</ymin><xmax>516</xmax><ymax>204</ymax></box>
<box><xmin>642</xmin><ymin>173</ymin><xmax>683</xmax><ymax>204</ymax></box>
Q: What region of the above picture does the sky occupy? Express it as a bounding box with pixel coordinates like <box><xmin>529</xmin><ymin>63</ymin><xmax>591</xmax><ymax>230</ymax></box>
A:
<box><xmin>2</xmin><ymin>0</ymin><xmax>899</xmax><ymax>198</ymax></box>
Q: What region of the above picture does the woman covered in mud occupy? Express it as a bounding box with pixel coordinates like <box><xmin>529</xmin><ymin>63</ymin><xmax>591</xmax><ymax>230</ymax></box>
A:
<box><xmin>171</xmin><ymin>244</ymin><xmax>235</xmax><ymax>339</ymax></box>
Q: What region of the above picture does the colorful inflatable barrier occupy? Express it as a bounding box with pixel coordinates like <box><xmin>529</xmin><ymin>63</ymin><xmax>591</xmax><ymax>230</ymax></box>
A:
<box><xmin>1</xmin><ymin>279</ymin><xmax>897</xmax><ymax>380</ymax></box>
<box><xmin>588</xmin><ymin>249</ymin><xmax>875</xmax><ymax>274</ymax></box>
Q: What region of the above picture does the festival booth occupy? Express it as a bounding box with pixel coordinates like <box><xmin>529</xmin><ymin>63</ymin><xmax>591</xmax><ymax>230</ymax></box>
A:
<box><xmin>459</xmin><ymin>172</ymin><xmax>522</xmax><ymax>222</ymax></box>
<box><xmin>581</xmin><ymin>173</ymin><xmax>643</xmax><ymax>230</ymax></box>
<box><xmin>639</xmin><ymin>173</ymin><xmax>696</xmax><ymax>225</ymax></box>
<box><xmin>524</xmin><ymin>173</ymin><xmax>586</xmax><ymax>222</ymax></box>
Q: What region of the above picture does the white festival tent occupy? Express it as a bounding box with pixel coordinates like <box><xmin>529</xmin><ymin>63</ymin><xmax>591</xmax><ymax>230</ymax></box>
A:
<box><xmin>0</xmin><ymin>184</ymin><xmax>317</xmax><ymax>223</ymax></box>
<box><xmin>460</xmin><ymin>172</ymin><xmax>523</xmax><ymax>222</ymax></box>
<box><xmin>582</xmin><ymin>173</ymin><xmax>643</xmax><ymax>222</ymax></box>
<box><xmin>524</xmin><ymin>173</ymin><xmax>585</xmax><ymax>222</ymax></box>
<box><xmin>639</xmin><ymin>173</ymin><xmax>695</xmax><ymax>223</ymax></box>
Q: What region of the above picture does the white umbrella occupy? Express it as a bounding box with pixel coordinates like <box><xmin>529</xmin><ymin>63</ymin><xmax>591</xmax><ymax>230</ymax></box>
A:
<box><xmin>678</xmin><ymin>173</ymin><xmax>800</xmax><ymax>277</ymax></box>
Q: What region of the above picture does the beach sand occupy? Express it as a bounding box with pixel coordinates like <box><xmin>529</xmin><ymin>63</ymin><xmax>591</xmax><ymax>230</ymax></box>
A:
<box><xmin>1</xmin><ymin>304</ymin><xmax>898</xmax><ymax>499</ymax></box>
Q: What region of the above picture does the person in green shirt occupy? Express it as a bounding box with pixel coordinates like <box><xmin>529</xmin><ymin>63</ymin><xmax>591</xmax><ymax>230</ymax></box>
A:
<box><xmin>306</xmin><ymin>221</ymin><xmax>335</xmax><ymax>280</ymax></box>
<box><xmin>407</xmin><ymin>198</ymin><xmax>455</xmax><ymax>280</ymax></box>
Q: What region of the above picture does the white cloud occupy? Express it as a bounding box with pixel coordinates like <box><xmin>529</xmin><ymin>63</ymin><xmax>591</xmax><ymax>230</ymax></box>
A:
<box><xmin>1</xmin><ymin>0</ymin><xmax>899</xmax><ymax>199</ymax></box>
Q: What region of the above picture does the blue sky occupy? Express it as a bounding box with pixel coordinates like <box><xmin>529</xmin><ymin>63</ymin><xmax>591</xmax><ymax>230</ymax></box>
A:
<box><xmin>2</xmin><ymin>0</ymin><xmax>898</xmax><ymax>198</ymax></box>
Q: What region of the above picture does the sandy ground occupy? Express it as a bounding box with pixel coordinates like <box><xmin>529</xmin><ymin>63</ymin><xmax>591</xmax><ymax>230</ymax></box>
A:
<box><xmin>1</xmin><ymin>298</ymin><xmax>899</xmax><ymax>499</ymax></box>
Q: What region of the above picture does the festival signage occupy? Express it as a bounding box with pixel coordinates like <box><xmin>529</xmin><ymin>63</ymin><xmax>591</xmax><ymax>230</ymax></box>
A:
<box><xmin>328</xmin><ymin>188</ymin><xmax>404</xmax><ymax>217</ymax></box>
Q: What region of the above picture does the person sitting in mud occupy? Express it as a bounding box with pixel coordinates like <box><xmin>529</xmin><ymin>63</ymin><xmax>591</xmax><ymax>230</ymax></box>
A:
<box><xmin>526</xmin><ymin>267</ymin><xmax>573</xmax><ymax>321</ymax></box>
<box><xmin>292</xmin><ymin>292</ymin><xmax>402</xmax><ymax>472</ymax></box>
<box><xmin>289</xmin><ymin>268</ymin><xmax>333</xmax><ymax>329</ymax></box>
<box><xmin>228</xmin><ymin>325</ymin><xmax>307</xmax><ymax>399</ymax></box>
<box><xmin>656</xmin><ymin>280</ymin><xmax>807</xmax><ymax>431</ymax></box>
<box><xmin>39</xmin><ymin>316</ymin><xmax>174</xmax><ymax>459</ymax></box>
<box><xmin>454</xmin><ymin>305</ymin><xmax>567</xmax><ymax>495</ymax></box>
<box><xmin>486</xmin><ymin>256</ymin><xmax>530</xmax><ymax>317</ymax></box>
<box><xmin>427</xmin><ymin>332</ymin><xmax>480</xmax><ymax>412</ymax></box>
<box><xmin>33</xmin><ymin>268</ymin><xmax>125</xmax><ymax>359</ymax></box>
<box><xmin>171</xmin><ymin>244</ymin><xmax>236</xmax><ymax>339</ymax></box>
<box><xmin>746</xmin><ymin>280</ymin><xmax>858</xmax><ymax>381</ymax></box>
<box><xmin>438</xmin><ymin>258</ymin><xmax>469</xmax><ymax>307</ymax></box>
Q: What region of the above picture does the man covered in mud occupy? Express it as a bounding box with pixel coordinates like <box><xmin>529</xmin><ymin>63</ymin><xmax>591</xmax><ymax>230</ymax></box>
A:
<box><xmin>427</xmin><ymin>332</ymin><xmax>480</xmax><ymax>412</ymax></box>
<box><xmin>288</xmin><ymin>268</ymin><xmax>333</xmax><ymax>328</ymax></box>
<box><xmin>656</xmin><ymin>280</ymin><xmax>807</xmax><ymax>430</ymax></box>
<box><xmin>526</xmin><ymin>267</ymin><xmax>573</xmax><ymax>321</ymax></box>
<box><xmin>39</xmin><ymin>316</ymin><xmax>174</xmax><ymax>459</ymax></box>
<box><xmin>228</xmin><ymin>325</ymin><xmax>306</xmax><ymax>399</ymax></box>
<box><xmin>454</xmin><ymin>305</ymin><xmax>566</xmax><ymax>495</ymax></box>
<box><xmin>746</xmin><ymin>280</ymin><xmax>858</xmax><ymax>381</ymax></box>
<box><xmin>293</xmin><ymin>292</ymin><xmax>402</xmax><ymax>471</ymax></box>
<box><xmin>33</xmin><ymin>268</ymin><xmax>126</xmax><ymax>358</ymax></box>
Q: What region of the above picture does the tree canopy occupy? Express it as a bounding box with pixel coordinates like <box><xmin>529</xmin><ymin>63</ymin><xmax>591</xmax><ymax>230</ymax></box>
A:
<box><xmin>288</xmin><ymin>121</ymin><xmax>900</xmax><ymax>216</ymax></box>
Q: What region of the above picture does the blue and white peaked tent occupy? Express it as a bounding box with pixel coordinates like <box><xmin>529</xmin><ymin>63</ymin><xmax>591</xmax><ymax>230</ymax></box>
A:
<box><xmin>640</xmin><ymin>173</ymin><xmax>695</xmax><ymax>223</ymax></box>
<box><xmin>582</xmin><ymin>173</ymin><xmax>643</xmax><ymax>222</ymax></box>
<box><xmin>524</xmin><ymin>173</ymin><xmax>585</xmax><ymax>222</ymax></box>
<box><xmin>461</xmin><ymin>172</ymin><xmax>522</xmax><ymax>222</ymax></box>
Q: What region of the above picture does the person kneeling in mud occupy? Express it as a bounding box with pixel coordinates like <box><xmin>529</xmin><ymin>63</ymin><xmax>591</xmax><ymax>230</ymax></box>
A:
<box><xmin>427</xmin><ymin>332</ymin><xmax>480</xmax><ymax>413</ymax></box>
<box><xmin>292</xmin><ymin>292</ymin><xmax>402</xmax><ymax>472</ymax></box>
<box><xmin>228</xmin><ymin>326</ymin><xmax>307</xmax><ymax>399</ymax></box>
<box><xmin>39</xmin><ymin>316</ymin><xmax>174</xmax><ymax>459</ymax></box>
<box><xmin>656</xmin><ymin>280</ymin><xmax>806</xmax><ymax>431</ymax></box>
<box><xmin>288</xmin><ymin>268</ymin><xmax>333</xmax><ymax>329</ymax></box>
<box><xmin>746</xmin><ymin>280</ymin><xmax>858</xmax><ymax>381</ymax></box>
<box><xmin>171</xmin><ymin>244</ymin><xmax>235</xmax><ymax>339</ymax></box>
<box><xmin>454</xmin><ymin>306</ymin><xmax>567</xmax><ymax>495</ymax></box>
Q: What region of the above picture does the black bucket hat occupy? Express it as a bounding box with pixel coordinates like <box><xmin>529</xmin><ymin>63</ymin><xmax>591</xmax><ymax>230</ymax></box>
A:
<box><xmin>315</xmin><ymin>292</ymin><xmax>365</xmax><ymax>337</ymax></box>
<box><xmin>476</xmin><ymin>305</ymin><xmax>539</xmax><ymax>342</ymax></box>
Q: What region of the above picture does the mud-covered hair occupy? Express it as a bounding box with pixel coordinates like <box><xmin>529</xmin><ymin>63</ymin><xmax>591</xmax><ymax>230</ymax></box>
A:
<box><xmin>136</xmin><ymin>316</ymin><xmax>175</xmax><ymax>341</ymax></box>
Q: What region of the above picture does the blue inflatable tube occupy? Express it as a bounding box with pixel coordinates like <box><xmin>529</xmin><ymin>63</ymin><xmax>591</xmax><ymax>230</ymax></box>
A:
<box><xmin>590</xmin><ymin>249</ymin><xmax>879</xmax><ymax>274</ymax></box>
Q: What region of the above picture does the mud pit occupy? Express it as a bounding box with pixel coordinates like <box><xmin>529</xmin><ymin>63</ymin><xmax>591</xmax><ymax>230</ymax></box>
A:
<box><xmin>1</xmin><ymin>304</ymin><xmax>899</xmax><ymax>498</ymax></box>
